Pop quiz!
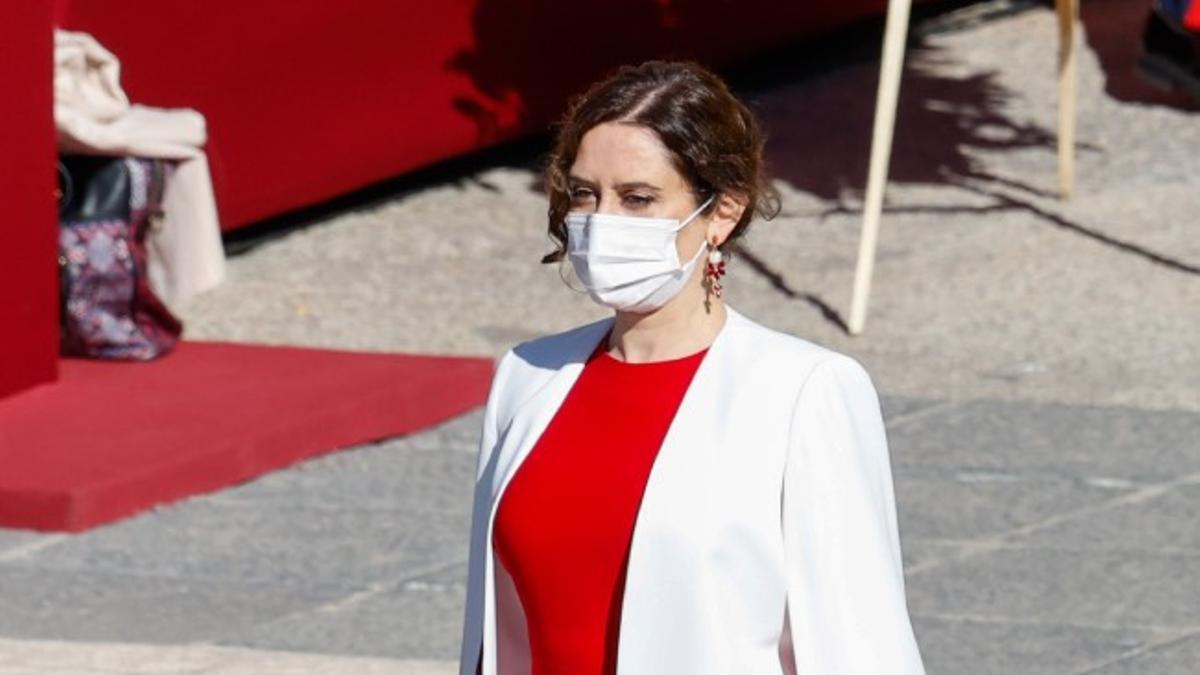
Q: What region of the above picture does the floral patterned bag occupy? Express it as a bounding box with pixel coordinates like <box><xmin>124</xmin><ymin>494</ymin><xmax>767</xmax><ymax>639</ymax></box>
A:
<box><xmin>57</xmin><ymin>155</ymin><xmax>183</xmax><ymax>360</ymax></box>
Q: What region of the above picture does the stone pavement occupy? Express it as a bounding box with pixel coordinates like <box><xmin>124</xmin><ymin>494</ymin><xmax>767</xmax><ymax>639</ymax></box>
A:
<box><xmin>0</xmin><ymin>638</ymin><xmax>452</xmax><ymax>675</ymax></box>
<box><xmin>3</xmin><ymin>2</ymin><xmax>1197</xmax><ymax>673</ymax></box>
<box><xmin>2</xmin><ymin>397</ymin><xmax>1197</xmax><ymax>673</ymax></box>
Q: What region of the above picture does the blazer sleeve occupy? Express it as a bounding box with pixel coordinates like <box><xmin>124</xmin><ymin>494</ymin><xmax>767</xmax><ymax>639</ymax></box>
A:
<box><xmin>781</xmin><ymin>354</ymin><xmax>926</xmax><ymax>674</ymax></box>
<box><xmin>458</xmin><ymin>349</ymin><xmax>515</xmax><ymax>675</ymax></box>
<box><xmin>473</xmin><ymin>349</ymin><xmax>514</xmax><ymax>481</ymax></box>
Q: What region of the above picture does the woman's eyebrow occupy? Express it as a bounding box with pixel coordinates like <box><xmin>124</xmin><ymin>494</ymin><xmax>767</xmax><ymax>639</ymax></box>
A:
<box><xmin>567</xmin><ymin>177</ymin><xmax>662</xmax><ymax>192</ymax></box>
<box><xmin>613</xmin><ymin>181</ymin><xmax>661</xmax><ymax>192</ymax></box>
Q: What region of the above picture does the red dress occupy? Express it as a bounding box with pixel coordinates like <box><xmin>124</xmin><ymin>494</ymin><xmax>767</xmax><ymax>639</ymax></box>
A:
<box><xmin>492</xmin><ymin>335</ymin><xmax>709</xmax><ymax>674</ymax></box>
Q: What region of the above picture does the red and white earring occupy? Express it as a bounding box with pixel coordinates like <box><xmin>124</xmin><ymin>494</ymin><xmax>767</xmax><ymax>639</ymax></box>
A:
<box><xmin>705</xmin><ymin>240</ymin><xmax>726</xmax><ymax>298</ymax></box>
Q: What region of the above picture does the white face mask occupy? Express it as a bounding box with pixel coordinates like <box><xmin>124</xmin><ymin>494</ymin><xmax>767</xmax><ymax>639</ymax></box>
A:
<box><xmin>565</xmin><ymin>195</ymin><xmax>715</xmax><ymax>313</ymax></box>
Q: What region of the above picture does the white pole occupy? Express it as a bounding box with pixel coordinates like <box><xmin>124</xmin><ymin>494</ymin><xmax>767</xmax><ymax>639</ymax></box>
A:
<box><xmin>849</xmin><ymin>0</ymin><xmax>913</xmax><ymax>336</ymax></box>
<box><xmin>1056</xmin><ymin>0</ymin><xmax>1078</xmax><ymax>198</ymax></box>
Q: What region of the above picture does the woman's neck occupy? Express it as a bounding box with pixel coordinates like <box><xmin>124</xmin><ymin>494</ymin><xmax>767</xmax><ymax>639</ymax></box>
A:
<box><xmin>607</xmin><ymin>294</ymin><xmax>727</xmax><ymax>364</ymax></box>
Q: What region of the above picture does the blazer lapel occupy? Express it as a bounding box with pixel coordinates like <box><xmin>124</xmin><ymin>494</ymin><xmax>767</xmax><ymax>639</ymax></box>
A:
<box><xmin>615</xmin><ymin>305</ymin><xmax>746</xmax><ymax>674</ymax></box>
<box><xmin>487</xmin><ymin>316</ymin><xmax>614</xmax><ymax>505</ymax></box>
<box><xmin>492</xmin><ymin>306</ymin><xmax>742</xmax><ymax>508</ymax></box>
<box><xmin>477</xmin><ymin>317</ymin><xmax>613</xmax><ymax>674</ymax></box>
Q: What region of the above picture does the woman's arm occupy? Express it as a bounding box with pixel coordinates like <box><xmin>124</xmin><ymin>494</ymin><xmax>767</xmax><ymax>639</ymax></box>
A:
<box><xmin>781</xmin><ymin>354</ymin><xmax>926</xmax><ymax>674</ymax></box>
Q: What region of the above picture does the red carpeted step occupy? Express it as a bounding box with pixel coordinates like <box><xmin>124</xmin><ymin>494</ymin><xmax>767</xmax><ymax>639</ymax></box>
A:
<box><xmin>0</xmin><ymin>341</ymin><xmax>494</xmax><ymax>532</ymax></box>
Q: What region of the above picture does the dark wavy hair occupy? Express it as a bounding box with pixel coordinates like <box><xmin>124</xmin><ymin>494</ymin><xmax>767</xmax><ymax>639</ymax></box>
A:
<box><xmin>541</xmin><ymin>60</ymin><xmax>780</xmax><ymax>264</ymax></box>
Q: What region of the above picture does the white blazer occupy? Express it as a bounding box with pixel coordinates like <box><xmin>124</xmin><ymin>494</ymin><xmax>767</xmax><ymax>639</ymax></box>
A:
<box><xmin>458</xmin><ymin>305</ymin><xmax>926</xmax><ymax>675</ymax></box>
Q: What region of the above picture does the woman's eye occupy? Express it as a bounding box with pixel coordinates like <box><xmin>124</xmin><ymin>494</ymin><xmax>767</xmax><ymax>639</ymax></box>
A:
<box><xmin>570</xmin><ymin>187</ymin><xmax>594</xmax><ymax>201</ymax></box>
<box><xmin>623</xmin><ymin>194</ymin><xmax>652</xmax><ymax>207</ymax></box>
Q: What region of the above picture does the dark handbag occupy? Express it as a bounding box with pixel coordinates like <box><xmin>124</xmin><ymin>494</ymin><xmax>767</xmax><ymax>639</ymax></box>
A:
<box><xmin>57</xmin><ymin>154</ymin><xmax>183</xmax><ymax>360</ymax></box>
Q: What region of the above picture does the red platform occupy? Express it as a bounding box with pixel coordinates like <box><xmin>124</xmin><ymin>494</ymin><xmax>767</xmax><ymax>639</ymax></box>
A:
<box><xmin>0</xmin><ymin>342</ymin><xmax>493</xmax><ymax>532</ymax></box>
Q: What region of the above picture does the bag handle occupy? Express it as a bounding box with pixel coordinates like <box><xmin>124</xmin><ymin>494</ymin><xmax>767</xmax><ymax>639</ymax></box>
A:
<box><xmin>147</xmin><ymin>159</ymin><xmax>166</xmax><ymax>232</ymax></box>
<box><xmin>55</xmin><ymin>159</ymin><xmax>74</xmax><ymax>217</ymax></box>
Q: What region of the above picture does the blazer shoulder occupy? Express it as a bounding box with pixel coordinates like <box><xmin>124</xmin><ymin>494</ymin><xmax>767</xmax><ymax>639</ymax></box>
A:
<box><xmin>508</xmin><ymin>315</ymin><xmax>613</xmax><ymax>370</ymax></box>
<box><xmin>725</xmin><ymin>306</ymin><xmax>855</xmax><ymax>373</ymax></box>
<box><xmin>489</xmin><ymin>315</ymin><xmax>614</xmax><ymax>422</ymax></box>
<box><xmin>723</xmin><ymin>307</ymin><xmax>884</xmax><ymax>411</ymax></box>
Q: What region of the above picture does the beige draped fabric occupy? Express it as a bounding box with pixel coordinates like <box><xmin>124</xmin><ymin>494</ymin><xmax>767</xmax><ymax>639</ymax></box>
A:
<box><xmin>54</xmin><ymin>29</ymin><xmax>225</xmax><ymax>310</ymax></box>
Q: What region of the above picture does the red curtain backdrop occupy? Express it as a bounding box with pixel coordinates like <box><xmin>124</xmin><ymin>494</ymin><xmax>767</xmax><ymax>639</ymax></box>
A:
<box><xmin>55</xmin><ymin>1</ymin><xmax>886</xmax><ymax>232</ymax></box>
<box><xmin>0</xmin><ymin>1</ymin><xmax>58</xmax><ymax>400</ymax></box>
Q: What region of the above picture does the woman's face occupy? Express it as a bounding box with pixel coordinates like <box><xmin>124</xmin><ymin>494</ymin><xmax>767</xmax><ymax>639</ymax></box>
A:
<box><xmin>567</xmin><ymin>122</ymin><xmax>709</xmax><ymax>262</ymax></box>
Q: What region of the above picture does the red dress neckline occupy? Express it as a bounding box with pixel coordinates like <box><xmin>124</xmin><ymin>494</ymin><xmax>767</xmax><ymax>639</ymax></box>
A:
<box><xmin>589</xmin><ymin>330</ymin><xmax>711</xmax><ymax>366</ymax></box>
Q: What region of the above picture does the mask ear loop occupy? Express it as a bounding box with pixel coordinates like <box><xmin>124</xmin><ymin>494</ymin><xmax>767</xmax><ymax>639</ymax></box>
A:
<box><xmin>553</xmin><ymin>214</ymin><xmax>590</xmax><ymax>294</ymax></box>
<box><xmin>675</xmin><ymin>193</ymin><xmax>718</xmax><ymax>231</ymax></box>
<box><xmin>556</xmin><ymin>220</ymin><xmax>590</xmax><ymax>294</ymax></box>
<box><xmin>557</xmin><ymin>257</ymin><xmax>590</xmax><ymax>294</ymax></box>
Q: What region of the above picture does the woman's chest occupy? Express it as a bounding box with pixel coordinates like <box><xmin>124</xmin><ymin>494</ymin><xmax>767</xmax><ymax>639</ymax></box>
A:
<box><xmin>493</xmin><ymin>364</ymin><xmax>797</xmax><ymax>567</ymax></box>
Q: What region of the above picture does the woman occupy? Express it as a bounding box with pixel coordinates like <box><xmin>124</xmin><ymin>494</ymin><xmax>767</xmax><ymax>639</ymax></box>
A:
<box><xmin>459</xmin><ymin>60</ymin><xmax>926</xmax><ymax>675</ymax></box>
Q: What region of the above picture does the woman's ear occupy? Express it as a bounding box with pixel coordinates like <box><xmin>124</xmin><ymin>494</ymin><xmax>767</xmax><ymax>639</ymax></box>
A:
<box><xmin>705</xmin><ymin>191</ymin><xmax>748</xmax><ymax>246</ymax></box>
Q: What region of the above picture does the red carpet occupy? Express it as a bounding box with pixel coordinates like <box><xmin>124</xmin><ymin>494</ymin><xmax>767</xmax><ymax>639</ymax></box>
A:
<box><xmin>0</xmin><ymin>341</ymin><xmax>493</xmax><ymax>532</ymax></box>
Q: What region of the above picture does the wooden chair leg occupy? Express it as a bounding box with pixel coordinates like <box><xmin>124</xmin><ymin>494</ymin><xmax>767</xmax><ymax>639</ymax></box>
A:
<box><xmin>849</xmin><ymin>0</ymin><xmax>913</xmax><ymax>335</ymax></box>
<box><xmin>1057</xmin><ymin>0</ymin><xmax>1078</xmax><ymax>198</ymax></box>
